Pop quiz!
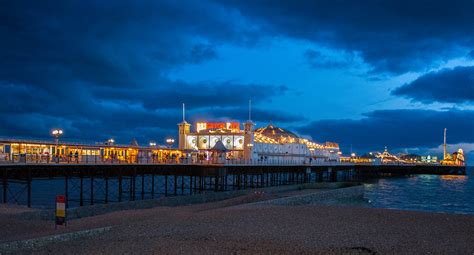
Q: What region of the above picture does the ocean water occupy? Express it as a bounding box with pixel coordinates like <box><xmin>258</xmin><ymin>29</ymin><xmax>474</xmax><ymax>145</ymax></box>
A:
<box><xmin>364</xmin><ymin>166</ymin><xmax>474</xmax><ymax>214</ymax></box>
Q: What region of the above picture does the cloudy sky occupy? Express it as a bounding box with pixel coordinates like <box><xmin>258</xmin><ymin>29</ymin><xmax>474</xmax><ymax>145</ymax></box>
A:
<box><xmin>1</xmin><ymin>1</ymin><xmax>473</xmax><ymax>163</ymax></box>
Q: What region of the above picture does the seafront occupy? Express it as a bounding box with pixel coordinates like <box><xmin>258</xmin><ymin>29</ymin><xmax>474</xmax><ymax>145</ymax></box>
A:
<box><xmin>1</xmin><ymin>184</ymin><xmax>474</xmax><ymax>254</ymax></box>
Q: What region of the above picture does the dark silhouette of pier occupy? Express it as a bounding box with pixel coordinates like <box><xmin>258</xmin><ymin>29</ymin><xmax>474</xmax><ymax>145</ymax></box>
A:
<box><xmin>0</xmin><ymin>163</ymin><xmax>466</xmax><ymax>208</ymax></box>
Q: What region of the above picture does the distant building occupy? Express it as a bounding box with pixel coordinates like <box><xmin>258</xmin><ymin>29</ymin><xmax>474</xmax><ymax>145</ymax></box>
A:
<box><xmin>400</xmin><ymin>154</ymin><xmax>422</xmax><ymax>162</ymax></box>
<box><xmin>421</xmin><ymin>155</ymin><xmax>438</xmax><ymax>163</ymax></box>
<box><xmin>377</xmin><ymin>147</ymin><xmax>400</xmax><ymax>163</ymax></box>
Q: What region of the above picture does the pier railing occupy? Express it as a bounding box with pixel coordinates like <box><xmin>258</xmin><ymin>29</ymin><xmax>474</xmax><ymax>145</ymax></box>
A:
<box><xmin>0</xmin><ymin>155</ymin><xmax>445</xmax><ymax>167</ymax></box>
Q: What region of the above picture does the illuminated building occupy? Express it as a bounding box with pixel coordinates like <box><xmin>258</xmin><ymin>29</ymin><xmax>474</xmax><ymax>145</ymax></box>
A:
<box><xmin>373</xmin><ymin>147</ymin><xmax>400</xmax><ymax>164</ymax></box>
<box><xmin>440</xmin><ymin>128</ymin><xmax>466</xmax><ymax>166</ymax></box>
<box><xmin>178</xmin><ymin>101</ymin><xmax>340</xmax><ymax>163</ymax></box>
<box><xmin>0</xmin><ymin>138</ymin><xmax>181</xmax><ymax>164</ymax></box>
<box><xmin>400</xmin><ymin>154</ymin><xmax>422</xmax><ymax>162</ymax></box>
<box><xmin>179</xmin><ymin>120</ymin><xmax>246</xmax><ymax>161</ymax></box>
<box><xmin>421</xmin><ymin>155</ymin><xmax>438</xmax><ymax>164</ymax></box>
<box><xmin>179</xmin><ymin>119</ymin><xmax>341</xmax><ymax>163</ymax></box>
<box><xmin>252</xmin><ymin>124</ymin><xmax>340</xmax><ymax>163</ymax></box>
<box><xmin>452</xmin><ymin>149</ymin><xmax>466</xmax><ymax>166</ymax></box>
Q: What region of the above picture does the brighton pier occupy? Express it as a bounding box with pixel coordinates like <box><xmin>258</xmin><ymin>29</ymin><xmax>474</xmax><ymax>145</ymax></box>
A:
<box><xmin>0</xmin><ymin>109</ymin><xmax>467</xmax><ymax>208</ymax></box>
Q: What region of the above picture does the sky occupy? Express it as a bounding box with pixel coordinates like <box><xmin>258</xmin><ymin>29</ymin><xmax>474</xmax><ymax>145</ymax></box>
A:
<box><xmin>0</xmin><ymin>0</ymin><xmax>473</xmax><ymax>164</ymax></box>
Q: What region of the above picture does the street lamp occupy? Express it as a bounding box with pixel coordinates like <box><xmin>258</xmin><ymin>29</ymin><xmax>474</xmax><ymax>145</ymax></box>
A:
<box><xmin>51</xmin><ymin>129</ymin><xmax>63</xmax><ymax>146</ymax></box>
<box><xmin>166</xmin><ymin>138</ymin><xmax>175</xmax><ymax>148</ymax></box>
<box><xmin>149</xmin><ymin>141</ymin><xmax>157</xmax><ymax>147</ymax></box>
<box><xmin>51</xmin><ymin>129</ymin><xmax>63</xmax><ymax>156</ymax></box>
<box><xmin>107</xmin><ymin>138</ymin><xmax>115</xmax><ymax>145</ymax></box>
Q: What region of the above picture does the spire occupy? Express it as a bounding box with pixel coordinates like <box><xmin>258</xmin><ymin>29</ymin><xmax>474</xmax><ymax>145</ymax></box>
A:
<box><xmin>248</xmin><ymin>99</ymin><xmax>252</xmax><ymax>121</ymax></box>
<box><xmin>181</xmin><ymin>103</ymin><xmax>188</xmax><ymax>124</ymax></box>
<box><xmin>182</xmin><ymin>103</ymin><xmax>185</xmax><ymax>122</ymax></box>
<box><xmin>443</xmin><ymin>128</ymin><xmax>447</xmax><ymax>160</ymax></box>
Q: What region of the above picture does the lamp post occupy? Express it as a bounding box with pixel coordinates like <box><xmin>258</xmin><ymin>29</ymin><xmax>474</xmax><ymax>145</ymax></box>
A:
<box><xmin>149</xmin><ymin>141</ymin><xmax>157</xmax><ymax>147</ymax></box>
<box><xmin>166</xmin><ymin>138</ymin><xmax>175</xmax><ymax>149</ymax></box>
<box><xmin>51</xmin><ymin>129</ymin><xmax>63</xmax><ymax>152</ymax></box>
<box><xmin>107</xmin><ymin>138</ymin><xmax>115</xmax><ymax>146</ymax></box>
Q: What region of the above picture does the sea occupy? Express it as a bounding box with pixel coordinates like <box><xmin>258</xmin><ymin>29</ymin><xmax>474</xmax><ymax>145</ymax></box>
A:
<box><xmin>363</xmin><ymin>166</ymin><xmax>474</xmax><ymax>214</ymax></box>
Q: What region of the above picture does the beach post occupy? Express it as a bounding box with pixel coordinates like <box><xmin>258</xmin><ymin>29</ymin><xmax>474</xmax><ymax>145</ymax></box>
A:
<box><xmin>55</xmin><ymin>195</ymin><xmax>67</xmax><ymax>228</ymax></box>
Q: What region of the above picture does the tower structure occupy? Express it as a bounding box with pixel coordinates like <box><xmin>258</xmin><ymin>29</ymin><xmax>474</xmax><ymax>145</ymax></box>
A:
<box><xmin>178</xmin><ymin>103</ymin><xmax>191</xmax><ymax>150</ymax></box>
<box><xmin>243</xmin><ymin>100</ymin><xmax>255</xmax><ymax>161</ymax></box>
<box><xmin>443</xmin><ymin>128</ymin><xmax>447</xmax><ymax>160</ymax></box>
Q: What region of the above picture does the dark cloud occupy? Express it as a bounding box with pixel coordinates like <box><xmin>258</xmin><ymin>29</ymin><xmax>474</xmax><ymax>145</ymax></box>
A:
<box><xmin>190</xmin><ymin>107</ymin><xmax>304</xmax><ymax>124</ymax></box>
<box><xmin>189</xmin><ymin>43</ymin><xmax>219</xmax><ymax>64</ymax></box>
<box><xmin>0</xmin><ymin>0</ymin><xmax>295</xmax><ymax>144</ymax></box>
<box><xmin>0</xmin><ymin>0</ymin><xmax>255</xmax><ymax>89</ymax></box>
<box><xmin>469</xmin><ymin>50</ymin><xmax>474</xmax><ymax>59</ymax></box>
<box><xmin>304</xmin><ymin>49</ymin><xmax>356</xmax><ymax>69</ymax></box>
<box><xmin>219</xmin><ymin>0</ymin><xmax>474</xmax><ymax>74</ymax></box>
<box><xmin>392</xmin><ymin>66</ymin><xmax>474</xmax><ymax>104</ymax></box>
<box><xmin>297</xmin><ymin>109</ymin><xmax>474</xmax><ymax>153</ymax></box>
<box><xmin>90</xmin><ymin>81</ymin><xmax>287</xmax><ymax>110</ymax></box>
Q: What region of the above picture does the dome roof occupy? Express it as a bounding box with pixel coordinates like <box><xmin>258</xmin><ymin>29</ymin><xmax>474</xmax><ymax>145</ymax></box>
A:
<box><xmin>254</xmin><ymin>124</ymin><xmax>300</xmax><ymax>141</ymax></box>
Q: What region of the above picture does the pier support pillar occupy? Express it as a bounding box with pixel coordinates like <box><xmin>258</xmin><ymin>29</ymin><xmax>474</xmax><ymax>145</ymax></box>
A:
<box><xmin>141</xmin><ymin>173</ymin><xmax>145</xmax><ymax>200</ymax></box>
<box><xmin>3</xmin><ymin>169</ymin><xmax>8</xmax><ymax>204</ymax></box>
<box><xmin>174</xmin><ymin>175</ymin><xmax>177</xmax><ymax>196</ymax></box>
<box><xmin>79</xmin><ymin>173</ymin><xmax>84</xmax><ymax>207</ymax></box>
<box><xmin>118</xmin><ymin>174</ymin><xmax>123</xmax><ymax>202</ymax></box>
<box><xmin>90</xmin><ymin>175</ymin><xmax>94</xmax><ymax>205</ymax></box>
<box><xmin>329</xmin><ymin>167</ymin><xmax>337</xmax><ymax>182</ymax></box>
<box><xmin>65</xmin><ymin>173</ymin><xmax>68</xmax><ymax>208</ymax></box>
<box><xmin>151</xmin><ymin>173</ymin><xmax>155</xmax><ymax>198</ymax></box>
<box><xmin>27</xmin><ymin>169</ymin><xmax>31</xmax><ymax>208</ymax></box>
<box><xmin>105</xmin><ymin>175</ymin><xmax>109</xmax><ymax>204</ymax></box>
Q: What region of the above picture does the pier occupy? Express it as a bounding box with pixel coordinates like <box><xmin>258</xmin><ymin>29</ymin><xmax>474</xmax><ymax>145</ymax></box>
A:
<box><xmin>0</xmin><ymin>163</ymin><xmax>466</xmax><ymax>208</ymax></box>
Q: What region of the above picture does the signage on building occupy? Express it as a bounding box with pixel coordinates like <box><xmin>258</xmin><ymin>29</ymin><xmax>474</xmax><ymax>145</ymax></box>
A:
<box><xmin>196</xmin><ymin>122</ymin><xmax>240</xmax><ymax>132</ymax></box>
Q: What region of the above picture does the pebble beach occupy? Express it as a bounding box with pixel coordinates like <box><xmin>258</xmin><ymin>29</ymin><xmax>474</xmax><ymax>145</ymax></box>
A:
<box><xmin>1</xmin><ymin>190</ymin><xmax>474</xmax><ymax>254</ymax></box>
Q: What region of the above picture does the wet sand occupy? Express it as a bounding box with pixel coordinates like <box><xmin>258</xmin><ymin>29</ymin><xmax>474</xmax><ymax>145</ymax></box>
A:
<box><xmin>2</xmin><ymin>192</ymin><xmax>474</xmax><ymax>254</ymax></box>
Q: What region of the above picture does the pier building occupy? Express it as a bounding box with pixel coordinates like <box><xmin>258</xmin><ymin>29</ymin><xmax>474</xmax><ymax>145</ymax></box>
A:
<box><xmin>179</xmin><ymin>120</ymin><xmax>341</xmax><ymax>163</ymax></box>
<box><xmin>0</xmin><ymin>138</ymin><xmax>182</xmax><ymax>164</ymax></box>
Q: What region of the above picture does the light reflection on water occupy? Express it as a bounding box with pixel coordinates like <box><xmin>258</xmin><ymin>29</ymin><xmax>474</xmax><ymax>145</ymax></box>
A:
<box><xmin>364</xmin><ymin>167</ymin><xmax>474</xmax><ymax>214</ymax></box>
